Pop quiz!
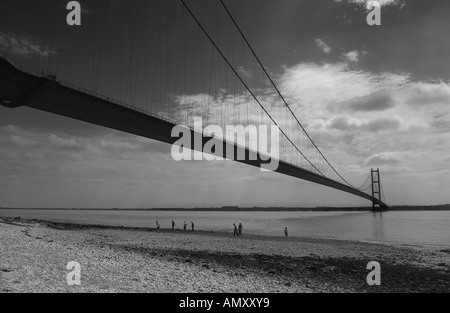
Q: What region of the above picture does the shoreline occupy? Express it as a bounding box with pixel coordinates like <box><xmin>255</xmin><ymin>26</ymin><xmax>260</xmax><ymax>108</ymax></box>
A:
<box><xmin>2</xmin><ymin>215</ymin><xmax>448</xmax><ymax>250</ymax></box>
<box><xmin>1</xmin><ymin>216</ymin><xmax>449</xmax><ymax>293</ymax></box>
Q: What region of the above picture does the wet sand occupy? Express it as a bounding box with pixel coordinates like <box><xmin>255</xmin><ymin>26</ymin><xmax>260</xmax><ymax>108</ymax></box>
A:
<box><xmin>0</xmin><ymin>216</ymin><xmax>449</xmax><ymax>293</ymax></box>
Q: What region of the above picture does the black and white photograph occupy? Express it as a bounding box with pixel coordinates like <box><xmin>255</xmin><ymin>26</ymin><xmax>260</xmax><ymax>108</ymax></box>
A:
<box><xmin>0</xmin><ymin>0</ymin><xmax>449</xmax><ymax>300</ymax></box>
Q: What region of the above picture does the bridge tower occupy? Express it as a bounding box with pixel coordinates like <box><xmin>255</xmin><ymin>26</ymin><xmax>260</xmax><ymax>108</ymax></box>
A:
<box><xmin>371</xmin><ymin>168</ymin><xmax>382</xmax><ymax>211</ymax></box>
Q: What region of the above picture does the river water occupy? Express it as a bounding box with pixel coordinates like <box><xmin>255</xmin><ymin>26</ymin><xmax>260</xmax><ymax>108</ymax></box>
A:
<box><xmin>0</xmin><ymin>209</ymin><xmax>448</xmax><ymax>247</ymax></box>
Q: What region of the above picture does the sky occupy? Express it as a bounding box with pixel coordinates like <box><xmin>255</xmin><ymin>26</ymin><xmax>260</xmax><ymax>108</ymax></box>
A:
<box><xmin>0</xmin><ymin>0</ymin><xmax>449</xmax><ymax>208</ymax></box>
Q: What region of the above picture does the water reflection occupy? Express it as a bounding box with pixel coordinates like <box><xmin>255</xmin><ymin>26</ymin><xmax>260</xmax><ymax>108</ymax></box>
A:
<box><xmin>372</xmin><ymin>211</ymin><xmax>385</xmax><ymax>241</ymax></box>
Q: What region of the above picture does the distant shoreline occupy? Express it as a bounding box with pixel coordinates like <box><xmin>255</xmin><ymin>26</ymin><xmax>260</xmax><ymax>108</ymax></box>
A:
<box><xmin>1</xmin><ymin>205</ymin><xmax>450</xmax><ymax>212</ymax></box>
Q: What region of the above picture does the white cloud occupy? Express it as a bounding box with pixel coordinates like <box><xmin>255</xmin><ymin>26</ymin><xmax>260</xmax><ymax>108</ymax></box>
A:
<box><xmin>402</xmin><ymin>82</ymin><xmax>450</xmax><ymax>107</ymax></box>
<box><xmin>278</xmin><ymin>62</ymin><xmax>408</xmax><ymax>112</ymax></box>
<box><xmin>342</xmin><ymin>50</ymin><xmax>360</xmax><ymax>63</ymax></box>
<box><xmin>273</xmin><ymin>60</ymin><xmax>450</xmax><ymax>193</ymax></box>
<box><xmin>314</xmin><ymin>38</ymin><xmax>332</xmax><ymax>54</ymax></box>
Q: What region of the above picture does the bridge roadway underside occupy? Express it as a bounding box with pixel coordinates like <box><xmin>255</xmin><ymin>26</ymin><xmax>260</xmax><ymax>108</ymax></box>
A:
<box><xmin>0</xmin><ymin>56</ymin><xmax>387</xmax><ymax>208</ymax></box>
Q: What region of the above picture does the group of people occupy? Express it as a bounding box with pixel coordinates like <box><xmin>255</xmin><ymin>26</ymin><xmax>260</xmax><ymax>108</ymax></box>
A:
<box><xmin>155</xmin><ymin>220</ymin><xmax>195</xmax><ymax>231</ymax></box>
<box><xmin>155</xmin><ymin>220</ymin><xmax>288</xmax><ymax>237</ymax></box>
<box><xmin>233</xmin><ymin>222</ymin><xmax>243</xmax><ymax>236</ymax></box>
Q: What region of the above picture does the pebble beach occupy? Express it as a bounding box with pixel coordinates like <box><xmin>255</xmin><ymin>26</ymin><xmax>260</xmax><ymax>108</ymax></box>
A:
<box><xmin>0</xmin><ymin>216</ymin><xmax>449</xmax><ymax>293</ymax></box>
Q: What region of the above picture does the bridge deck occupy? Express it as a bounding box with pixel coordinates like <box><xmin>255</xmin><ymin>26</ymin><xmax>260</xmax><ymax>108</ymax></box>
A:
<box><xmin>0</xmin><ymin>55</ymin><xmax>388</xmax><ymax>208</ymax></box>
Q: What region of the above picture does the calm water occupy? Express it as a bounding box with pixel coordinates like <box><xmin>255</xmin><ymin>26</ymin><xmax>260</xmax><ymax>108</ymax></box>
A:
<box><xmin>0</xmin><ymin>209</ymin><xmax>449</xmax><ymax>247</ymax></box>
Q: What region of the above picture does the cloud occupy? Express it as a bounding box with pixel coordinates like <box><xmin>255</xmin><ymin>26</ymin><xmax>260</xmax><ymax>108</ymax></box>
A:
<box><xmin>278</xmin><ymin>62</ymin><xmax>408</xmax><ymax>109</ymax></box>
<box><xmin>0</xmin><ymin>32</ymin><xmax>57</xmax><ymax>57</ymax></box>
<box><xmin>341</xmin><ymin>90</ymin><xmax>395</xmax><ymax>111</ymax></box>
<box><xmin>314</xmin><ymin>38</ymin><xmax>332</xmax><ymax>54</ymax></box>
<box><xmin>403</xmin><ymin>82</ymin><xmax>450</xmax><ymax>107</ymax></box>
<box><xmin>431</xmin><ymin>117</ymin><xmax>450</xmax><ymax>133</ymax></box>
<box><xmin>0</xmin><ymin>125</ymin><xmax>39</xmax><ymax>147</ymax></box>
<box><xmin>363</xmin><ymin>152</ymin><xmax>403</xmax><ymax>167</ymax></box>
<box><xmin>342</xmin><ymin>50</ymin><xmax>360</xmax><ymax>63</ymax></box>
<box><xmin>0</xmin><ymin>125</ymin><xmax>169</xmax><ymax>163</ymax></box>
<box><xmin>236</xmin><ymin>66</ymin><xmax>253</xmax><ymax>80</ymax></box>
<box><xmin>49</xmin><ymin>134</ymin><xmax>83</xmax><ymax>151</ymax></box>
<box><xmin>276</xmin><ymin>62</ymin><xmax>449</xmax><ymax>132</ymax></box>
<box><xmin>326</xmin><ymin>114</ymin><xmax>401</xmax><ymax>132</ymax></box>
<box><xmin>362</xmin><ymin>151</ymin><xmax>427</xmax><ymax>175</ymax></box>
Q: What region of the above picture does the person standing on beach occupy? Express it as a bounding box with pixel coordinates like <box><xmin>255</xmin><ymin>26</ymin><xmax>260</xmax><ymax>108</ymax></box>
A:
<box><xmin>156</xmin><ymin>221</ymin><xmax>160</xmax><ymax>230</ymax></box>
<box><xmin>191</xmin><ymin>222</ymin><xmax>195</xmax><ymax>231</ymax></box>
<box><xmin>172</xmin><ymin>220</ymin><xmax>175</xmax><ymax>230</ymax></box>
<box><xmin>233</xmin><ymin>223</ymin><xmax>238</xmax><ymax>236</ymax></box>
<box><xmin>184</xmin><ymin>221</ymin><xmax>187</xmax><ymax>231</ymax></box>
<box><xmin>284</xmin><ymin>227</ymin><xmax>288</xmax><ymax>237</ymax></box>
<box><xmin>238</xmin><ymin>223</ymin><xmax>243</xmax><ymax>236</ymax></box>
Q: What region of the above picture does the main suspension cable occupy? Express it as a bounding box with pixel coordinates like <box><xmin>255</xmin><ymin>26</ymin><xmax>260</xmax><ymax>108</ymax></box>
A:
<box><xmin>219</xmin><ymin>0</ymin><xmax>354</xmax><ymax>187</ymax></box>
<box><xmin>180</xmin><ymin>0</ymin><xmax>325</xmax><ymax>176</ymax></box>
<box><xmin>355</xmin><ymin>172</ymin><xmax>371</xmax><ymax>190</ymax></box>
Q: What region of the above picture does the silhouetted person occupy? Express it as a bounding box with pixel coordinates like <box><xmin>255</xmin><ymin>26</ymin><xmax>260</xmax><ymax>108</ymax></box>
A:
<box><xmin>156</xmin><ymin>221</ymin><xmax>160</xmax><ymax>230</ymax></box>
<box><xmin>191</xmin><ymin>222</ymin><xmax>195</xmax><ymax>231</ymax></box>
<box><xmin>284</xmin><ymin>227</ymin><xmax>288</xmax><ymax>237</ymax></box>
<box><xmin>184</xmin><ymin>221</ymin><xmax>187</xmax><ymax>231</ymax></box>
<box><xmin>233</xmin><ymin>223</ymin><xmax>238</xmax><ymax>236</ymax></box>
<box><xmin>238</xmin><ymin>223</ymin><xmax>243</xmax><ymax>236</ymax></box>
<box><xmin>172</xmin><ymin>220</ymin><xmax>175</xmax><ymax>230</ymax></box>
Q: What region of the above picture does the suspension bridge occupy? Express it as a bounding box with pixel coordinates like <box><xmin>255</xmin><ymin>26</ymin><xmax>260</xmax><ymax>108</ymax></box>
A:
<box><xmin>0</xmin><ymin>0</ymin><xmax>388</xmax><ymax>209</ymax></box>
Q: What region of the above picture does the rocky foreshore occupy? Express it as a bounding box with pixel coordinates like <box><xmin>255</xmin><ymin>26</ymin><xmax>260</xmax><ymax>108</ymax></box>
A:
<box><xmin>0</xmin><ymin>216</ymin><xmax>449</xmax><ymax>293</ymax></box>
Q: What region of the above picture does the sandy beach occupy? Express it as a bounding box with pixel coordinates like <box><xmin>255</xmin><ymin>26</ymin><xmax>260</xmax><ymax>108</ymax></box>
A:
<box><xmin>0</xmin><ymin>216</ymin><xmax>449</xmax><ymax>293</ymax></box>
